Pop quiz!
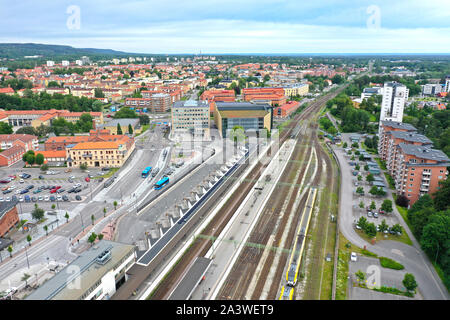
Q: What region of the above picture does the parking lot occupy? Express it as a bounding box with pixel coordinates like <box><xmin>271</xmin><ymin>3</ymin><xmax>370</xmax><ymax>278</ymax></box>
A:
<box><xmin>0</xmin><ymin>167</ymin><xmax>111</xmax><ymax>205</ymax></box>
<box><xmin>338</xmin><ymin>135</ymin><xmax>404</xmax><ymax>237</ymax></box>
<box><xmin>348</xmin><ymin>255</ymin><xmax>418</xmax><ymax>300</ymax></box>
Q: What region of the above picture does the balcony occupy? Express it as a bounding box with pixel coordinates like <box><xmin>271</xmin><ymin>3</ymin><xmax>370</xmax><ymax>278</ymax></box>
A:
<box><xmin>82</xmin><ymin>153</ymin><xmax>93</xmax><ymax>158</ymax></box>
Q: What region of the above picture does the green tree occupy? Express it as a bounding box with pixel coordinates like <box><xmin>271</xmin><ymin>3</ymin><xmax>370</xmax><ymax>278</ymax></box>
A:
<box><xmin>7</xmin><ymin>245</ymin><xmax>13</xmax><ymax>257</ymax></box>
<box><xmin>357</xmin><ymin>216</ymin><xmax>368</xmax><ymax>230</ymax></box>
<box><xmin>80</xmin><ymin>163</ymin><xmax>88</xmax><ymax>171</ymax></box>
<box><xmin>381</xmin><ymin>199</ymin><xmax>393</xmax><ymax>213</ymax></box>
<box><xmin>21</xmin><ymin>273</ymin><xmax>31</xmax><ymax>287</ymax></box>
<box><xmin>420</xmin><ymin>211</ymin><xmax>450</xmax><ymax>262</ymax></box>
<box><xmin>35</xmin><ymin>153</ymin><xmax>44</xmax><ymax>165</ymax></box>
<box><xmin>379</xmin><ymin>219</ymin><xmax>389</xmax><ymax>233</ymax></box>
<box><xmin>402</xmin><ymin>273</ymin><xmax>418</xmax><ymax>293</ymax></box>
<box><xmin>365</xmin><ymin>222</ymin><xmax>377</xmax><ymax>237</ymax></box>
<box><xmin>343</xmin><ymin>142</ymin><xmax>348</xmax><ymax>148</ymax></box>
<box><xmin>64</xmin><ymin>212</ymin><xmax>70</xmax><ymax>223</ymax></box>
<box><xmin>0</xmin><ymin>122</ymin><xmax>13</xmax><ymax>134</ymax></box>
<box><xmin>31</xmin><ymin>204</ymin><xmax>44</xmax><ymax>221</ymax></box>
<box><xmin>433</xmin><ymin>179</ymin><xmax>450</xmax><ymax>212</ymax></box>
<box><xmin>355</xmin><ymin>270</ymin><xmax>366</xmax><ymax>282</ymax></box>
<box><xmin>94</xmin><ymin>88</ymin><xmax>105</xmax><ymax>98</ymax></box>
<box><xmin>88</xmin><ymin>232</ymin><xmax>97</xmax><ymax>245</ymax></box>
<box><xmin>103</xmin><ymin>207</ymin><xmax>107</xmax><ymax>217</ymax></box>
<box><xmin>117</xmin><ymin>123</ymin><xmax>123</xmax><ymax>135</ymax></box>
<box><xmin>26</xmin><ymin>234</ymin><xmax>32</xmax><ymax>246</ymax></box>
<box><xmin>43</xmin><ymin>225</ymin><xmax>48</xmax><ymax>236</ymax></box>
<box><xmin>366</xmin><ymin>173</ymin><xmax>375</xmax><ymax>183</ymax></box>
<box><xmin>40</xmin><ymin>163</ymin><xmax>49</xmax><ymax>172</ymax></box>
<box><xmin>359</xmin><ymin>201</ymin><xmax>365</xmax><ymax>209</ymax></box>
<box><xmin>391</xmin><ymin>223</ymin><xmax>403</xmax><ymax>234</ymax></box>
<box><xmin>91</xmin><ymin>214</ymin><xmax>95</xmax><ymax>226</ymax></box>
<box><xmin>370</xmin><ymin>201</ymin><xmax>376</xmax><ymax>210</ymax></box>
<box><xmin>113</xmin><ymin>201</ymin><xmax>118</xmax><ymax>210</ymax></box>
<box><xmin>128</xmin><ymin>124</ymin><xmax>133</xmax><ymax>134</ymax></box>
<box><xmin>356</xmin><ymin>187</ymin><xmax>364</xmax><ymax>195</ymax></box>
<box><xmin>357</xmin><ymin>175</ymin><xmax>362</xmax><ymax>181</ymax></box>
<box><xmin>98</xmin><ymin>234</ymin><xmax>104</xmax><ymax>241</ymax></box>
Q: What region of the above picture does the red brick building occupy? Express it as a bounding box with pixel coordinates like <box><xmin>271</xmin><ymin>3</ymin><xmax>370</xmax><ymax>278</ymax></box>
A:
<box><xmin>379</xmin><ymin>120</ymin><xmax>449</xmax><ymax>206</ymax></box>
<box><xmin>0</xmin><ymin>201</ymin><xmax>19</xmax><ymax>237</ymax></box>
<box><xmin>242</xmin><ymin>87</ymin><xmax>286</xmax><ymax>107</ymax></box>
<box><xmin>273</xmin><ymin>101</ymin><xmax>301</xmax><ymax>118</ymax></box>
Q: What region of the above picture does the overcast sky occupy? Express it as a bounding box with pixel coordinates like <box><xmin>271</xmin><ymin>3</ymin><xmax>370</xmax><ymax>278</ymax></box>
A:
<box><xmin>1</xmin><ymin>0</ymin><xmax>449</xmax><ymax>54</ymax></box>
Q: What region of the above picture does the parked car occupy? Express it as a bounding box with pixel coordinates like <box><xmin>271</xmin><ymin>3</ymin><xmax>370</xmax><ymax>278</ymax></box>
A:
<box><xmin>75</xmin><ymin>195</ymin><xmax>82</xmax><ymax>201</ymax></box>
<box><xmin>18</xmin><ymin>196</ymin><xmax>24</xmax><ymax>202</ymax></box>
<box><xmin>74</xmin><ymin>188</ymin><xmax>82</xmax><ymax>193</ymax></box>
<box><xmin>38</xmin><ymin>175</ymin><xmax>44</xmax><ymax>180</ymax></box>
<box><xmin>5</xmin><ymin>197</ymin><xmax>10</xmax><ymax>202</ymax></box>
<box><xmin>62</xmin><ymin>195</ymin><xmax>69</xmax><ymax>201</ymax></box>
<box><xmin>354</xmin><ymin>181</ymin><xmax>359</xmax><ymax>187</ymax></box>
<box><xmin>367</xmin><ymin>211</ymin><xmax>373</xmax><ymax>218</ymax></box>
<box><xmin>20</xmin><ymin>189</ymin><xmax>29</xmax><ymax>194</ymax></box>
<box><xmin>3</xmin><ymin>189</ymin><xmax>12</xmax><ymax>194</ymax></box>
<box><xmin>33</xmin><ymin>189</ymin><xmax>42</xmax><ymax>194</ymax></box>
<box><xmin>0</xmin><ymin>197</ymin><xmax>3</xmax><ymax>202</ymax></box>
<box><xmin>85</xmin><ymin>177</ymin><xmax>90</xmax><ymax>182</ymax></box>
<box><xmin>0</xmin><ymin>179</ymin><xmax>10</xmax><ymax>184</ymax></box>
<box><xmin>50</xmin><ymin>188</ymin><xmax>58</xmax><ymax>194</ymax></box>
<box><xmin>31</xmin><ymin>196</ymin><xmax>37</xmax><ymax>202</ymax></box>
<box><xmin>19</xmin><ymin>179</ymin><xmax>24</xmax><ymax>184</ymax></box>
<box><xmin>57</xmin><ymin>195</ymin><xmax>63</xmax><ymax>201</ymax></box>
<box><xmin>355</xmin><ymin>224</ymin><xmax>362</xmax><ymax>230</ymax></box>
<box><xmin>57</xmin><ymin>188</ymin><xmax>65</xmax><ymax>194</ymax></box>
<box><xmin>50</xmin><ymin>196</ymin><xmax>56</xmax><ymax>202</ymax></box>
<box><xmin>44</xmin><ymin>196</ymin><xmax>50</xmax><ymax>201</ymax></box>
<box><xmin>373</xmin><ymin>212</ymin><xmax>379</xmax><ymax>218</ymax></box>
<box><xmin>351</xmin><ymin>252</ymin><xmax>357</xmax><ymax>262</ymax></box>
<box><xmin>38</xmin><ymin>196</ymin><xmax>44</xmax><ymax>201</ymax></box>
<box><xmin>27</xmin><ymin>185</ymin><xmax>34</xmax><ymax>190</ymax></box>
<box><xmin>24</xmin><ymin>195</ymin><xmax>31</xmax><ymax>202</ymax></box>
<box><xmin>102</xmin><ymin>167</ymin><xmax>110</xmax><ymax>171</ymax></box>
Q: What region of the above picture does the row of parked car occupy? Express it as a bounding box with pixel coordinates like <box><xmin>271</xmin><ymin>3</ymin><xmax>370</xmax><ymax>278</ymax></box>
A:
<box><xmin>0</xmin><ymin>193</ymin><xmax>82</xmax><ymax>203</ymax></box>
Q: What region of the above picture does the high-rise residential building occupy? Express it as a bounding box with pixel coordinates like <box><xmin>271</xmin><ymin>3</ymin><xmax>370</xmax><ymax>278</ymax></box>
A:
<box><xmin>380</xmin><ymin>81</ymin><xmax>409</xmax><ymax>123</ymax></box>
<box><xmin>75</xmin><ymin>60</ymin><xmax>83</xmax><ymax>66</ymax></box>
<box><xmin>445</xmin><ymin>76</ymin><xmax>450</xmax><ymax>93</ymax></box>
<box><xmin>61</xmin><ymin>60</ymin><xmax>70</xmax><ymax>67</ymax></box>
<box><xmin>46</xmin><ymin>60</ymin><xmax>55</xmax><ymax>67</ymax></box>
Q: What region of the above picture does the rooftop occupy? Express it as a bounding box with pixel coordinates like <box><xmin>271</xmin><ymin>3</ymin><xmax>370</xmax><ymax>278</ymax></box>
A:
<box><xmin>26</xmin><ymin>240</ymin><xmax>135</xmax><ymax>300</ymax></box>
<box><xmin>399</xmin><ymin>143</ymin><xmax>450</xmax><ymax>163</ymax></box>
<box><xmin>381</xmin><ymin>120</ymin><xmax>416</xmax><ymax>131</ymax></box>
<box><xmin>390</xmin><ymin>131</ymin><xmax>433</xmax><ymax>145</ymax></box>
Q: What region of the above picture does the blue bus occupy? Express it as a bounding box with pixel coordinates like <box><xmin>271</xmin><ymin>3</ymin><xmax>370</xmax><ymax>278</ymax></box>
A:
<box><xmin>142</xmin><ymin>166</ymin><xmax>152</xmax><ymax>178</ymax></box>
<box><xmin>154</xmin><ymin>177</ymin><xmax>169</xmax><ymax>190</ymax></box>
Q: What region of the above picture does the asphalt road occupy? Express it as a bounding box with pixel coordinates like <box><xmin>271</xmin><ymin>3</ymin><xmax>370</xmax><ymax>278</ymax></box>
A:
<box><xmin>333</xmin><ymin>143</ymin><xmax>449</xmax><ymax>300</ymax></box>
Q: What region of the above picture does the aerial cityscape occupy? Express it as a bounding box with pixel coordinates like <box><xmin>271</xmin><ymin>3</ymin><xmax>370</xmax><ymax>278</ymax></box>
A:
<box><xmin>0</xmin><ymin>0</ymin><xmax>449</xmax><ymax>308</ymax></box>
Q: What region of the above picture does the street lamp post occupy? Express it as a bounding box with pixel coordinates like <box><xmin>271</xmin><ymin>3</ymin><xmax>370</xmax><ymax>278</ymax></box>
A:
<box><xmin>23</xmin><ymin>246</ymin><xmax>30</xmax><ymax>269</ymax></box>
<box><xmin>80</xmin><ymin>212</ymin><xmax>85</xmax><ymax>232</ymax></box>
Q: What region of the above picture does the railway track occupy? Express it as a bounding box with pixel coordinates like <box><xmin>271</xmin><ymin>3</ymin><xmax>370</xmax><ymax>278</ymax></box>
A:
<box><xmin>146</xmin><ymin>87</ymin><xmax>345</xmax><ymax>300</ymax></box>
<box><xmin>216</xmin><ymin>89</ymin><xmax>345</xmax><ymax>300</ymax></box>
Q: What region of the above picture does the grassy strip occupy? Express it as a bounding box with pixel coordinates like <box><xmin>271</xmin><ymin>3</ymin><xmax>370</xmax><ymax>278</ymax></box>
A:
<box><xmin>379</xmin><ymin>257</ymin><xmax>405</xmax><ymax>270</ymax></box>
<box><xmin>135</xmin><ymin>124</ymin><xmax>150</xmax><ymax>137</ymax></box>
<box><xmin>374</xmin><ymin>157</ymin><xmax>387</xmax><ymax>171</ymax></box>
<box><xmin>92</xmin><ymin>168</ymin><xmax>119</xmax><ymax>180</ymax></box>
<box><xmin>372</xmin><ymin>285</ymin><xmax>414</xmax><ymax>297</ymax></box>
<box><xmin>383</xmin><ymin>172</ymin><xmax>396</xmax><ymax>190</ymax></box>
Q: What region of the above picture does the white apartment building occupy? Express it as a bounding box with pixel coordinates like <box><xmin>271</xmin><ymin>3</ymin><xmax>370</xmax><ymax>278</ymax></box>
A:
<box><xmin>380</xmin><ymin>81</ymin><xmax>409</xmax><ymax>123</ymax></box>
<box><xmin>61</xmin><ymin>60</ymin><xmax>70</xmax><ymax>67</ymax></box>
<box><xmin>445</xmin><ymin>76</ymin><xmax>450</xmax><ymax>93</ymax></box>
<box><xmin>421</xmin><ymin>83</ymin><xmax>443</xmax><ymax>96</ymax></box>
<box><xmin>171</xmin><ymin>100</ymin><xmax>210</xmax><ymax>139</ymax></box>
<box><xmin>361</xmin><ymin>86</ymin><xmax>383</xmax><ymax>100</ymax></box>
<box><xmin>46</xmin><ymin>61</ymin><xmax>55</xmax><ymax>67</ymax></box>
<box><xmin>75</xmin><ymin>60</ymin><xmax>83</xmax><ymax>66</ymax></box>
